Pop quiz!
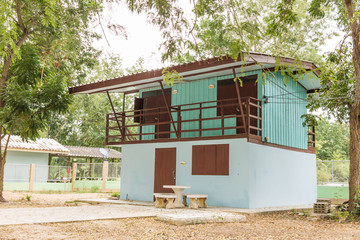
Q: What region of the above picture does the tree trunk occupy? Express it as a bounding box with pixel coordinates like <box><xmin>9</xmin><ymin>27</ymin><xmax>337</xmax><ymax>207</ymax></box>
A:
<box><xmin>0</xmin><ymin>2</ymin><xmax>30</xmax><ymax>203</ymax></box>
<box><xmin>0</xmin><ymin>156</ymin><xmax>5</xmax><ymax>202</ymax></box>
<box><xmin>349</xmin><ymin>105</ymin><xmax>360</xmax><ymax>210</ymax></box>
<box><xmin>344</xmin><ymin>0</ymin><xmax>360</xmax><ymax>212</ymax></box>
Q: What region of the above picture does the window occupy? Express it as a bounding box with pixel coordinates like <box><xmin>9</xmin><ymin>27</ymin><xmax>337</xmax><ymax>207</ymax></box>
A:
<box><xmin>192</xmin><ymin>144</ymin><xmax>229</xmax><ymax>175</ymax></box>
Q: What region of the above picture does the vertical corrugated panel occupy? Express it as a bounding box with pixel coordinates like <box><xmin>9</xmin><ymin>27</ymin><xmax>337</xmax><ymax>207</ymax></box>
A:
<box><xmin>138</xmin><ymin>70</ymin><xmax>263</xmax><ymax>140</ymax></box>
<box><xmin>262</xmin><ymin>72</ymin><xmax>307</xmax><ymax>149</ymax></box>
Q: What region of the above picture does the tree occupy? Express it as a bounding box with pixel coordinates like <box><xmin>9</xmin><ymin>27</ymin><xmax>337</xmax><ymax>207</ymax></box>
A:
<box><xmin>0</xmin><ymin>0</ymin><xmax>104</xmax><ymax>202</ymax></box>
<box><xmin>125</xmin><ymin>0</ymin><xmax>360</xmax><ymax>211</ymax></box>
<box><xmin>45</xmin><ymin>56</ymin><xmax>145</xmax><ymax>148</ymax></box>
<box><xmin>272</xmin><ymin>0</ymin><xmax>360</xmax><ymax>212</ymax></box>
<box><xmin>316</xmin><ymin>118</ymin><xmax>350</xmax><ymax>161</ymax></box>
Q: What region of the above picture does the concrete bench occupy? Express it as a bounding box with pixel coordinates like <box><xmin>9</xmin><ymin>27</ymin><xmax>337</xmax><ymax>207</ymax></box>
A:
<box><xmin>153</xmin><ymin>193</ymin><xmax>176</xmax><ymax>209</ymax></box>
<box><xmin>183</xmin><ymin>194</ymin><xmax>208</xmax><ymax>209</ymax></box>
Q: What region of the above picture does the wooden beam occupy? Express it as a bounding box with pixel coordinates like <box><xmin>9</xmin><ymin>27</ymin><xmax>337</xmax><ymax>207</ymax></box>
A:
<box><xmin>159</xmin><ymin>81</ymin><xmax>179</xmax><ymax>139</ymax></box>
<box><xmin>233</xmin><ymin>68</ymin><xmax>247</xmax><ymax>134</ymax></box>
<box><xmin>122</xmin><ymin>93</ymin><xmax>126</xmax><ymax>112</ymax></box>
<box><xmin>106</xmin><ymin>91</ymin><xmax>124</xmax><ymax>140</ymax></box>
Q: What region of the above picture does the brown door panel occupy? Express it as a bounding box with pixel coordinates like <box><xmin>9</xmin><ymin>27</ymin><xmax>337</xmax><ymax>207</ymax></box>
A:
<box><xmin>154</xmin><ymin>148</ymin><xmax>176</xmax><ymax>193</ymax></box>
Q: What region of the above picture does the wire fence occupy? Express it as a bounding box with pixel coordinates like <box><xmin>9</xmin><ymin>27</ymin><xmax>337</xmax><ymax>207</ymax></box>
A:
<box><xmin>317</xmin><ymin>160</ymin><xmax>349</xmax><ymax>185</ymax></box>
<box><xmin>108</xmin><ymin>163</ymin><xmax>121</xmax><ymax>180</ymax></box>
<box><xmin>76</xmin><ymin>162</ymin><xmax>121</xmax><ymax>181</ymax></box>
<box><xmin>76</xmin><ymin>163</ymin><xmax>103</xmax><ymax>180</ymax></box>
<box><xmin>47</xmin><ymin>165</ymin><xmax>72</xmax><ymax>182</ymax></box>
<box><xmin>4</xmin><ymin>162</ymin><xmax>121</xmax><ymax>182</ymax></box>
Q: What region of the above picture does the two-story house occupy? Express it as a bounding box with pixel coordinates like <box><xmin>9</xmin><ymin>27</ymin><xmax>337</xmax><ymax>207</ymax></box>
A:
<box><xmin>69</xmin><ymin>53</ymin><xmax>319</xmax><ymax>208</ymax></box>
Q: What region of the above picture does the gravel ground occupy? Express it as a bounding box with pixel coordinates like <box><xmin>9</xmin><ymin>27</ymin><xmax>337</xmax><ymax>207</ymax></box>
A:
<box><xmin>0</xmin><ymin>191</ymin><xmax>359</xmax><ymax>240</ymax></box>
<box><xmin>0</xmin><ymin>191</ymin><xmax>108</xmax><ymax>208</ymax></box>
<box><xmin>1</xmin><ymin>214</ymin><xmax>360</xmax><ymax>240</ymax></box>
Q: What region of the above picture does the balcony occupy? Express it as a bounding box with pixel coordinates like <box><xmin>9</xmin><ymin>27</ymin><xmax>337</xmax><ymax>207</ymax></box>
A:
<box><xmin>106</xmin><ymin>97</ymin><xmax>262</xmax><ymax>145</ymax></box>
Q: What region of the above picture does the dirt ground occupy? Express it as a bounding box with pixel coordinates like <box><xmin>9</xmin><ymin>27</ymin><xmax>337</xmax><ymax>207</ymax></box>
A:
<box><xmin>0</xmin><ymin>191</ymin><xmax>359</xmax><ymax>240</ymax></box>
<box><xmin>0</xmin><ymin>191</ymin><xmax>108</xmax><ymax>208</ymax></box>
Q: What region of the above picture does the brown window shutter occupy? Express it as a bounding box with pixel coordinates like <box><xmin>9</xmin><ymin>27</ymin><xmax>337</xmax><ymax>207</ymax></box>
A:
<box><xmin>215</xmin><ymin>144</ymin><xmax>229</xmax><ymax>175</ymax></box>
<box><xmin>192</xmin><ymin>144</ymin><xmax>229</xmax><ymax>176</ymax></box>
<box><xmin>134</xmin><ymin>98</ymin><xmax>144</xmax><ymax>123</ymax></box>
<box><xmin>203</xmin><ymin>145</ymin><xmax>216</xmax><ymax>175</ymax></box>
<box><xmin>192</xmin><ymin>145</ymin><xmax>205</xmax><ymax>175</ymax></box>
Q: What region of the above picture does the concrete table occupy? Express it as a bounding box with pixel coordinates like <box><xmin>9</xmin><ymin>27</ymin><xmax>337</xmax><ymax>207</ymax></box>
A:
<box><xmin>163</xmin><ymin>185</ymin><xmax>191</xmax><ymax>208</ymax></box>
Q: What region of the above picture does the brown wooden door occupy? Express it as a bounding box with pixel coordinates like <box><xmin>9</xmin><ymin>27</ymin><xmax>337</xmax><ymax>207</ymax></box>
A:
<box><xmin>217</xmin><ymin>76</ymin><xmax>258</xmax><ymax>134</ymax></box>
<box><xmin>143</xmin><ymin>89</ymin><xmax>171</xmax><ymax>139</ymax></box>
<box><xmin>154</xmin><ymin>148</ymin><xmax>176</xmax><ymax>193</ymax></box>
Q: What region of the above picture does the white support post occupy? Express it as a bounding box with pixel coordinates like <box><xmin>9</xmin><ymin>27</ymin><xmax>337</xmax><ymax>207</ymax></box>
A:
<box><xmin>29</xmin><ymin>164</ymin><xmax>35</xmax><ymax>191</ymax></box>
<box><xmin>72</xmin><ymin>163</ymin><xmax>77</xmax><ymax>191</ymax></box>
<box><xmin>102</xmin><ymin>161</ymin><xmax>109</xmax><ymax>192</ymax></box>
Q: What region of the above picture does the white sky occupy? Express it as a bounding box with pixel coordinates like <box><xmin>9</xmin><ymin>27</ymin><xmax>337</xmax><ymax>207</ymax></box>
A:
<box><xmin>93</xmin><ymin>2</ymin><xmax>343</xmax><ymax>71</ymax></box>
<box><xmin>93</xmin><ymin>2</ymin><xmax>168</xmax><ymax>70</ymax></box>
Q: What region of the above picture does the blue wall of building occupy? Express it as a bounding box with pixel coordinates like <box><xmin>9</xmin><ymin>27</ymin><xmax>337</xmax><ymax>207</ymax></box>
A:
<box><xmin>138</xmin><ymin>70</ymin><xmax>309</xmax><ymax>150</ymax></box>
<box><xmin>120</xmin><ymin>138</ymin><xmax>250</xmax><ymax>208</ymax></box>
<box><xmin>4</xmin><ymin>151</ymin><xmax>49</xmax><ymax>182</ymax></box>
<box><xmin>261</xmin><ymin>72</ymin><xmax>308</xmax><ymax>149</ymax></box>
<box><xmin>248</xmin><ymin>143</ymin><xmax>317</xmax><ymax>208</ymax></box>
<box><xmin>120</xmin><ymin>139</ymin><xmax>316</xmax><ymax>208</ymax></box>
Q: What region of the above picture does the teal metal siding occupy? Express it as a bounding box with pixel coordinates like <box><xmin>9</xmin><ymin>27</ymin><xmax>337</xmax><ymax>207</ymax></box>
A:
<box><xmin>138</xmin><ymin>70</ymin><xmax>308</xmax><ymax>150</ymax></box>
<box><xmin>261</xmin><ymin>72</ymin><xmax>308</xmax><ymax>149</ymax></box>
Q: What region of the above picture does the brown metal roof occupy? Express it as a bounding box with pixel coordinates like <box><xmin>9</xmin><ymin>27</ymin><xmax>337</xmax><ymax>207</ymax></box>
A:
<box><xmin>2</xmin><ymin>135</ymin><xmax>69</xmax><ymax>154</ymax></box>
<box><xmin>69</xmin><ymin>53</ymin><xmax>320</xmax><ymax>95</ymax></box>
<box><xmin>58</xmin><ymin>146</ymin><xmax>122</xmax><ymax>159</ymax></box>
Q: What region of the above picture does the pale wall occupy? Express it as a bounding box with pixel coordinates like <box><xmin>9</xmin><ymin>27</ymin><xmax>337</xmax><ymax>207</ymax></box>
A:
<box><xmin>120</xmin><ymin>139</ymin><xmax>316</xmax><ymax>208</ymax></box>
<box><xmin>4</xmin><ymin>151</ymin><xmax>49</xmax><ymax>182</ymax></box>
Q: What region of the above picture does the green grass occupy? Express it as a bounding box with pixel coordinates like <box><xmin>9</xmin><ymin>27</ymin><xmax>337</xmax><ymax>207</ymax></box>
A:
<box><xmin>317</xmin><ymin>186</ymin><xmax>349</xmax><ymax>199</ymax></box>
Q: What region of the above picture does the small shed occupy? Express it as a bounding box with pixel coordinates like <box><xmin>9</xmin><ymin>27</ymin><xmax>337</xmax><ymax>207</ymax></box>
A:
<box><xmin>3</xmin><ymin>136</ymin><xmax>69</xmax><ymax>182</ymax></box>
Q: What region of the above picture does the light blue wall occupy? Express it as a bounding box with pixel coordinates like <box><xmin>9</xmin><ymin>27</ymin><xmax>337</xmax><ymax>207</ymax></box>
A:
<box><xmin>248</xmin><ymin>143</ymin><xmax>317</xmax><ymax>208</ymax></box>
<box><xmin>4</xmin><ymin>151</ymin><xmax>49</xmax><ymax>182</ymax></box>
<box><xmin>120</xmin><ymin>139</ymin><xmax>316</xmax><ymax>208</ymax></box>
<box><xmin>120</xmin><ymin>138</ymin><xmax>250</xmax><ymax>208</ymax></box>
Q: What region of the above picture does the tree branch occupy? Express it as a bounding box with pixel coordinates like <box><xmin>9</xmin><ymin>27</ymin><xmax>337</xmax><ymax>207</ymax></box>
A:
<box><xmin>15</xmin><ymin>0</ymin><xmax>25</xmax><ymax>32</ymax></box>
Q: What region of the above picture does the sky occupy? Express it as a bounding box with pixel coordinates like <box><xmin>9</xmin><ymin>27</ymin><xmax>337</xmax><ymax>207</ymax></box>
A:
<box><xmin>93</xmin><ymin>2</ymin><xmax>343</xmax><ymax>71</ymax></box>
<box><xmin>93</xmin><ymin>2</ymin><xmax>170</xmax><ymax>70</ymax></box>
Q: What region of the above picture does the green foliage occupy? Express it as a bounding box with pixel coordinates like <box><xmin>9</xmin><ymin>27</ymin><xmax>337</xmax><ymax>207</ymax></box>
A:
<box><xmin>0</xmin><ymin>44</ymin><xmax>72</xmax><ymax>139</ymax></box>
<box><xmin>353</xmin><ymin>187</ymin><xmax>360</xmax><ymax>215</ymax></box>
<box><xmin>45</xmin><ymin>55</ymin><xmax>141</xmax><ymax>147</ymax></box>
<box><xmin>330</xmin><ymin>208</ymin><xmax>349</xmax><ymax>222</ymax></box>
<box><xmin>111</xmin><ymin>192</ymin><xmax>120</xmax><ymax>198</ymax></box>
<box><xmin>162</xmin><ymin>67</ymin><xmax>183</xmax><ymax>85</ymax></box>
<box><xmin>129</xmin><ymin>0</ymin><xmax>333</xmax><ymax>64</ymax></box>
<box><xmin>25</xmin><ymin>194</ymin><xmax>31</xmax><ymax>202</ymax></box>
<box><xmin>307</xmin><ymin>44</ymin><xmax>354</xmax><ymax>123</ymax></box>
<box><xmin>316</xmin><ymin>118</ymin><xmax>349</xmax><ymax>160</ymax></box>
<box><xmin>90</xmin><ymin>185</ymin><xmax>100</xmax><ymax>193</ymax></box>
<box><xmin>0</xmin><ymin>0</ymin><xmax>106</xmax><ymax>144</ymax></box>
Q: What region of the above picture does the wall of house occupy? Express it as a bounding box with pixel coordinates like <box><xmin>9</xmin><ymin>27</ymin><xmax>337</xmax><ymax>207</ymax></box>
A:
<box><xmin>140</xmin><ymin>70</ymin><xmax>262</xmax><ymax>139</ymax></box>
<box><xmin>247</xmin><ymin>143</ymin><xmax>317</xmax><ymax>208</ymax></box>
<box><xmin>4</xmin><ymin>151</ymin><xmax>49</xmax><ymax>182</ymax></box>
<box><xmin>120</xmin><ymin>138</ymin><xmax>251</xmax><ymax>208</ymax></box>
<box><xmin>261</xmin><ymin>72</ymin><xmax>308</xmax><ymax>149</ymax></box>
<box><xmin>139</xmin><ymin>70</ymin><xmax>309</xmax><ymax>150</ymax></box>
<box><xmin>119</xmin><ymin>139</ymin><xmax>316</xmax><ymax>208</ymax></box>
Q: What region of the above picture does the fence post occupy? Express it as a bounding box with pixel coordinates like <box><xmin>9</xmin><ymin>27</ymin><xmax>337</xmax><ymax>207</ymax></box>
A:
<box><xmin>331</xmin><ymin>160</ymin><xmax>334</xmax><ymax>183</ymax></box>
<box><xmin>102</xmin><ymin>161</ymin><xmax>108</xmax><ymax>192</ymax></box>
<box><xmin>72</xmin><ymin>163</ymin><xmax>77</xmax><ymax>191</ymax></box>
<box><xmin>29</xmin><ymin>164</ymin><xmax>35</xmax><ymax>191</ymax></box>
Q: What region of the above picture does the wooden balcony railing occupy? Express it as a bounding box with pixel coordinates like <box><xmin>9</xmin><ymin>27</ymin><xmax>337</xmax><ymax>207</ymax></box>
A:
<box><xmin>308</xmin><ymin>124</ymin><xmax>316</xmax><ymax>149</ymax></box>
<box><xmin>105</xmin><ymin>97</ymin><xmax>262</xmax><ymax>144</ymax></box>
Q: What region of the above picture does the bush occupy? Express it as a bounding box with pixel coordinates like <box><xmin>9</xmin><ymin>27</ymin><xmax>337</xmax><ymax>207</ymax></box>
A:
<box><xmin>111</xmin><ymin>192</ymin><xmax>120</xmax><ymax>198</ymax></box>
<box><xmin>90</xmin><ymin>185</ymin><xmax>100</xmax><ymax>193</ymax></box>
